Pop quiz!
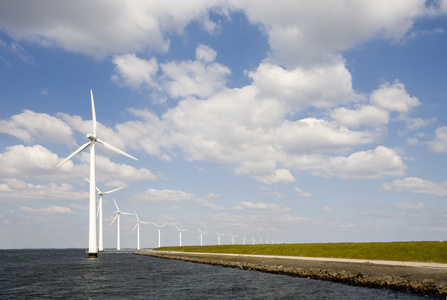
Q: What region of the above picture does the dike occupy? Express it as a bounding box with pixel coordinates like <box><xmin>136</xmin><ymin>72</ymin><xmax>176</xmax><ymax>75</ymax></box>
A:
<box><xmin>135</xmin><ymin>250</ymin><xmax>447</xmax><ymax>298</ymax></box>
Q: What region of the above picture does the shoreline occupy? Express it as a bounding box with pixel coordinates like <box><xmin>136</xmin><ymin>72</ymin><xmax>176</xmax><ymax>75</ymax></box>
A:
<box><xmin>135</xmin><ymin>250</ymin><xmax>447</xmax><ymax>298</ymax></box>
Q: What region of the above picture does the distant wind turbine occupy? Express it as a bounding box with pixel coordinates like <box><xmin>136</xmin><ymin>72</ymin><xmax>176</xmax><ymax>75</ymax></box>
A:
<box><xmin>230</xmin><ymin>233</ymin><xmax>238</xmax><ymax>245</ymax></box>
<box><xmin>241</xmin><ymin>233</ymin><xmax>247</xmax><ymax>245</ymax></box>
<box><xmin>251</xmin><ymin>235</ymin><xmax>255</xmax><ymax>245</ymax></box>
<box><xmin>85</xmin><ymin>178</ymin><xmax>125</xmax><ymax>252</ymax></box>
<box><xmin>153</xmin><ymin>223</ymin><xmax>167</xmax><ymax>248</ymax></box>
<box><xmin>198</xmin><ymin>228</ymin><xmax>207</xmax><ymax>246</ymax></box>
<box><xmin>57</xmin><ymin>90</ymin><xmax>137</xmax><ymax>257</ymax></box>
<box><xmin>111</xmin><ymin>199</ymin><xmax>133</xmax><ymax>251</ymax></box>
<box><xmin>175</xmin><ymin>226</ymin><xmax>187</xmax><ymax>246</ymax></box>
<box><xmin>133</xmin><ymin>212</ymin><xmax>150</xmax><ymax>250</ymax></box>
<box><xmin>216</xmin><ymin>232</ymin><xmax>225</xmax><ymax>245</ymax></box>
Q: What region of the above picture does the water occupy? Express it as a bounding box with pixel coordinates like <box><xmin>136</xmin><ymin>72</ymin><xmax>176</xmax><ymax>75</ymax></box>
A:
<box><xmin>0</xmin><ymin>249</ymin><xmax>435</xmax><ymax>299</ymax></box>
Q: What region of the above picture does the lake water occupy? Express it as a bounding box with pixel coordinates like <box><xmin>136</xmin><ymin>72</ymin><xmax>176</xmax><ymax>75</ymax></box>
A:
<box><xmin>0</xmin><ymin>249</ymin><xmax>435</xmax><ymax>299</ymax></box>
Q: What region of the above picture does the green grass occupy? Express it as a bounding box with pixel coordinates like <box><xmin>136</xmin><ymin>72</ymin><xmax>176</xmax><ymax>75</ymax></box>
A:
<box><xmin>156</xmin><ymin>241</ymin><xmax>447</xmax><ymax>263</ymax></box>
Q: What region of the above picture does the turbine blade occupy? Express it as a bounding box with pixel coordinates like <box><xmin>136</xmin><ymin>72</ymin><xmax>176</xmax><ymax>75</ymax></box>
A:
<box><xmin>96</xmin><ymin>138</ymin><xmax>138</xmax><ymax>161</ymax></box>
<box><xmin>113</xmin><ymin>198</ymin><xmax>119</xmax><ymax>211</ymax></box>
<box><xmin>84</xmin><ymin>177</ymin><xmax>102</xmax><ymax>193</ymax></box>
<box><xmin>121</xmin><ymin>212</ymin><xmax>134</xmax><ymax>215</ymax></box>
<box><xmin>134</xmin><ymin>211</ymin><xmax>140</xmax><ymax>221</ymax></box>
<box><xmin>161</xmin><ymin>223</ymin><xmax>167</xmax><ymax>228</ymax></box>
<box><xmin>111</xmin><ymin>214</ymin><xmax>118</xmax><ymax>225</ymax></box>
<box><xmin>132</xmin><ymin>223</ymin><xmax>138</xmax><ymax>231</ymax></box>
<box><xmin>56</xmin><ymin>141</ymin><xmax>91</xmax><ymax>167</ymax></box>
<box><xmin>91</xmin><ymin>89</ymin><xmax>96</xmax><ymax>137</ymax></box>
<box><xmin>141</xmin><ymin>221</ymin><xmax>150</xmax><ymax>224</ymax></box>
<box><xmin>103</xmin><ymin>186</ymin><xmax>125</xmax><ymax>195</ymax></box>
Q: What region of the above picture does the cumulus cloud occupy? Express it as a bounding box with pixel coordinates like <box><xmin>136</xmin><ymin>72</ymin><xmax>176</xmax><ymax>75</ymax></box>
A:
<box><xmin>428</xmin><ymin>126</ymin><xmax>447</xmax><ymax>153</ymax></box>
<box><xmin>231</xmin><ymin>201</ymin><xmax>291</xmax><ymax>214</ymax></box>
<box><xmin>370</xmin><ymin>81</ymin><xmax>420</xmax><ymax>113</ymax></box>
<box><xmin>295</xmin><ymin>187</ymin><xmax>312</xmax><ymax>197</ymax></box>
<box><xmin>0</xmin><ymin>0</ymin><xmax>222</xmax><ymax>58</ymax></box>
<box><xmin>232</xmin><ymin>0</ymin><xmax>429</xmax><ymax>66</ymax></box>
<box><xmin>0</xmin><ymin>110</ymin><xmax>76</xmax><ymax>146</ymax></box>
<box><xmin>394</xmin><ymin>202</ymin><xmax>425</xmax><ymax>210</ymax></box>
<box><xmin>381</xmin><ymin>177</ymin><xmax>447</xmax><ymax>197</ymax></box>
<box><xmin>133</xmin><ymin>188</ymin><xmax>224</xmax><ymax>210</ymax></box>
<box><xmin>21</xmin><ymin>205</ymin><xmax>75</xmax><ymax>214</ymax></box>
<box><xmin>0</xmin><ymin>178</ymin><xmax>88</xmax><ymax>201</ymax></box>
<box><xmin>112</xmin><ymin>45</ymin><xmax>231</xmax><ymax>99</ymax></box>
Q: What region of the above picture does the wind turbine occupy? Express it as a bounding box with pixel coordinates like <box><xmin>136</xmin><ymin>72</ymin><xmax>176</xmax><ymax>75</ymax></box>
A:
<box><xmin>133</xmin><ymin>212</ymin><xmax>150</xmax><ymax>250</ymax></box>
<box><xmin>198</xmin><ymin>228</ymin><xmax>207</xmax><ymax>246</ymax></box>
<box><xmin>111</xmin><ymin>199</ymin><xmax>133</xmax><ymax>251</ymax></box>
<box><xmin>85</xmin><ymin>178</ymin><xmax>125</xmax><ymax>252</ymax></box>
<box><xmin>241</xmin><ymin>233</ymin><xmax>247</xmax><ymax>245</ymax></box>
<box><xmin>216</xmin><ymin>232</ymin><xmax>224</xmax><ymax>245</ymax></box>
<box><xmin>57</xmin><ymin>90</ymin><xmax>137</xmax><ymax>257</ymax></box>
<box><xmin>230</xmin><ymin>233</ymin><xmax>238</xmax><ymax>245</ymax></box>
<box><xmin>153</xmin><ymin>223</ymin><xmax>167</xmax><ymax>248</ymax></box>
<box><xmin>175</xmin><ymin>226</ymin><xmax>187</xmax><ymax>246</ymax></box>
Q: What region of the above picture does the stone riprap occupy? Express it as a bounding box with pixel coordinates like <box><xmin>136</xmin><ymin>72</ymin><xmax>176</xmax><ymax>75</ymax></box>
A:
<box><xmin>135</xmin><ymin>250</ymin><xmax>447</xmax><ymax>298</ymax></box>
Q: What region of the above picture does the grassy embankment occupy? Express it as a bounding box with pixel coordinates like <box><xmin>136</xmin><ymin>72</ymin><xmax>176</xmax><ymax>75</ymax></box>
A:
<box><xmin>156</xmin><ymin>241</ymin><xmax>447</xmax><ymax>263</ymax></box>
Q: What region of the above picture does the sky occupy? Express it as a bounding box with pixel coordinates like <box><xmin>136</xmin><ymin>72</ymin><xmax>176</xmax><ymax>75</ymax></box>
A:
<box><xmin>1</xmin><ymin>1</ymin><xmax>447</xmax><ymax>249</ymax></box>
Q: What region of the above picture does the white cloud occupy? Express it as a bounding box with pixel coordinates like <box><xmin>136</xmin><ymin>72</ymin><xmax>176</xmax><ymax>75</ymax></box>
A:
<box><xmin>428</xmin><ymin>126</ymin><xmax>447</xmax><ymax>153</ymax></box>
<box><xmin>112</xmin><ymin>45</ymin><xmax>230</xmax><ymax>99</ymax></box>
<box><xmin>381</xmin><ymin>177</ymin><xmax>447</xmax><ymax>197</ymax></box>
<box><xmin>232</xmin><ymin>0</ymin><xmax>428</xmax><ymax>66</ymax></box>
<box><xmin>0</xmin><ymin>145</ymin><xmax>70</xmax><ymax>180</ymax></box>
<box><xmin>322</xmin><ymin>206</ymin><xmax>334</xmax><ymax>213</ymax></box>
<box><xmin>394</xmin><ymin>202</ymin><xmax>425</xmax><ymax>210</ymax></box>
<box><xmin>111</xmin><ymin>54</ymin><xmax>159</xmax><ymax>90</ymax></box>
<box><xmin>249</xmin><ymin>61</ymin><xmax>360</xmax><ymax>110</ymax></box>
<box><xmin>0</xmin><ymin>178</ymin><xmax>88</xmax><ymax>201</ymax></box>
<box><xmin>21</xmin><ymin>205</ymin><xmax>75</xmax><ymax>215</ymax></box>
<box><xmin>295</xmin><ymin>187</ymin><xmax>312</xmax><ymax>197</ymax></box>
<box><xmin>133</xmin><ymin>188</ymin><xmax>224</xmax><ymax>210</ymax></box>
<box><xmin>231</xmin><ymin>201</ymin><xmax>291</xmax><ymax>214</ymax></box>
<box><xmin>331</xmin><ymin>106</ymin><xmax>389</xmax><ymax>129</ymax></box>
<box><xmin>0</xmin><ymin>110</ymin><xmax>76</xmax><ymax>146</ymax></box>
<box><xmin>0</xmin><ymin>1</ymin><xmax>223</xmax><ymax>58</ymax></box>
<box><xmin>370</xmin><ymin>81</ymin><xmax>420</xmax><ymax>113</ymax></box>
<box><xmin>258</xmin><ymin>187</ymin><xmax>287</xmax><ymax>199</ymax></box>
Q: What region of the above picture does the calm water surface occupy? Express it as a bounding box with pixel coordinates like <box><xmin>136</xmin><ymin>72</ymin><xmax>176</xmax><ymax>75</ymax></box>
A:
<box><xmin>0</xmin><ymin>249</ymin><xmax>436</xmax><ymax>299</ymax></box>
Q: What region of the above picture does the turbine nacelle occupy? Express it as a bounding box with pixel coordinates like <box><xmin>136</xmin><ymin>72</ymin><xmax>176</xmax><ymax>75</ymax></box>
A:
<box><xmin>87</xmin><ymin>133</ymin><xmax>96</xmax><ymax>141</ymax></box>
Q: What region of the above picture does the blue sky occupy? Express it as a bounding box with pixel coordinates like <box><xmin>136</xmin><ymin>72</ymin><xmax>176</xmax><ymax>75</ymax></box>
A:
<box><xmin>1</xmin><ymin>1</ymin><xmax>447</xmax><ymax>249</ymax></box>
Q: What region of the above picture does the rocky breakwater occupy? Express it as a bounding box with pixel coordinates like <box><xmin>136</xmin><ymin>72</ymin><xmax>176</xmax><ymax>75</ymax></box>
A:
<box><xmin>135</xmin><ymin>250</ymin><xmax>447</xmax><ymax>298</ymax></box>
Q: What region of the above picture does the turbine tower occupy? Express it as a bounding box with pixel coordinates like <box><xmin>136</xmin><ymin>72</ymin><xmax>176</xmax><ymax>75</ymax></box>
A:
<box><xmin>57</xmin><ymin>90</ymin><xmax>137</xmax><ymax>257</ymax></box>
<box><xmin>216</xmin><ymin>232</ymin><xmax>224</xmax><ymax>245</ymax></box>
<box><xmin>85</xmin><ymin>178</ymin><xmax>125</xmax><ymax>252</ymax></box>
<box><xmin>241</xmin><ymin>233</ymin><xmax>247</xmax><ymax>245</ymax></box>
<box><xmin>133</xmin><ymin>212</ymin><xmax>149</xmax><ymax>250</ymax></box>
<box><xmin>198</xmin><ymin>228</ymin><xmax>207</xmax><ymax>246</ymax></box>
<box><xmin>111</xmin><ymin>199</ymin><xmax>133</xmax><ymax>251</ymax></box>
<box><xmin>153</xmin><ymin>223</ymin><xmax>167</xmax><ymax>248</ymax></box>
<box><xmin>175</xmin><ymin>226</ymin><xmax>187</xmax><ymax>246</ymax></box>
<box><xmin>230</xmin><ymin>233</ymin><xmax>238</xmax><ymax>245</ymax></box>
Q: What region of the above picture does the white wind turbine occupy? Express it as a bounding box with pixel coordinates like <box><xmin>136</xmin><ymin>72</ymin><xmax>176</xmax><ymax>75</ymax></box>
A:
<box><xmin>57</xmin><ymin>90</ymin><xmax>137</xmax><ymax>257</ymax></box>
<box><xmin>229</xmin><ymin>233</ymin><xmax>238</xmax><ymax>245</ymax></box>
<box><xmin>111</xmin><ymin>199</ymin><xmax>133</xmax><ymax>251</ymax></box>
<box><xmin>216</xmin><ymin>232</ymin><xmax>225</xmax><ymax>245</ymax></box>
<box><xmin>133</xmin><ymin>212</ymin><xmax>150</xmax><ymax>250</ymax></box>
<box><xmin>153</xmin><ymin>223</ymin><xmax>167</xmax><ymax>248</ymax></box>
<box><xmin>85</xmin><ymin>178</ymin><xmax>125</xmax><ymax>252</ymax></box>
<box><xmin>198</xmin><ymin>228</ymin><xmax>207</xmax><ymax>246</ymax></box>
<box><xmin>241</xmin><ymin>233</ymin><xmax>247</xmax><ymax>245</ymax></box>
<box><xmin>175</xmin><ymin>226</ymin><xmax>187</xmax><ymax>246</ymax></box>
